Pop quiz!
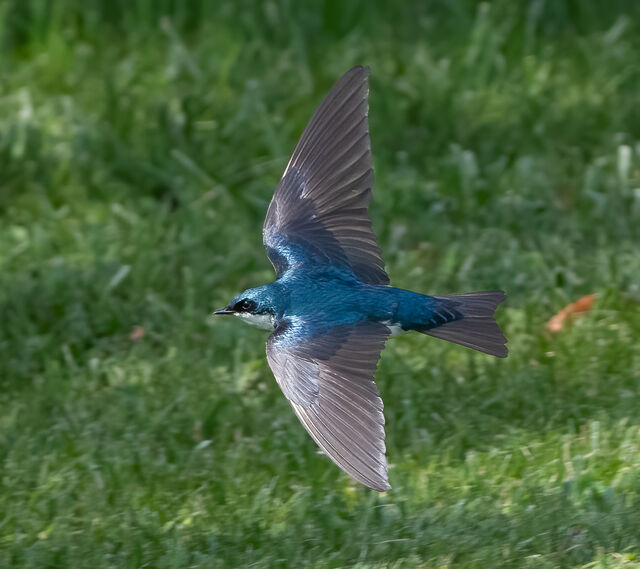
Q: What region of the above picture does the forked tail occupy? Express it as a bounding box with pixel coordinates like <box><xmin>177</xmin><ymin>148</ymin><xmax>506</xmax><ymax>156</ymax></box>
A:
<box><xmin>418</xmin><ymin>290</ymin><xmax>508</xmax><ymax>357</ymax></box>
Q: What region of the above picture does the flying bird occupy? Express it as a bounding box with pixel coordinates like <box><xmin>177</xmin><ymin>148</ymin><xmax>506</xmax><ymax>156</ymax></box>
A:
<box><xmin>215</xmin><ymin>66</ymin><xmax>507</xmax><ymax>491</ymax></box>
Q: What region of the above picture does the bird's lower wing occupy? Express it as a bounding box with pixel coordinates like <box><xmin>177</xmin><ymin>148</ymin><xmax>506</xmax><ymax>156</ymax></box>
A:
<box><xmin>266</xmin><ymin>319</ymin><xmax>391</xmax><ymax>491</ymax></box>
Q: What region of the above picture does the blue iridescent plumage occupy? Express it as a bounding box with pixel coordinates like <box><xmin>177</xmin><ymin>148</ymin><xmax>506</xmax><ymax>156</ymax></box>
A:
<box><xmin>215</xmin><ymin>66</ymin><xmax>507</xmax><ymax>491</ymax></box>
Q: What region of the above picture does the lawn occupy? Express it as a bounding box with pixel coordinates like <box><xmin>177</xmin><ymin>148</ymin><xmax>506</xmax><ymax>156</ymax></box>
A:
<box><xmin>1</xmin><ymin>1</ymin><xmax>640</xmax><ymax>567</ymax></box>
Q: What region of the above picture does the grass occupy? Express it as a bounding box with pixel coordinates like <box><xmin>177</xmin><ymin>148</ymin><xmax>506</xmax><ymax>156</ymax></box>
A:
<box><xmin>1</xmin><ymin>1</ymin><xmax>640</xmax><ymax>567</ymax></box>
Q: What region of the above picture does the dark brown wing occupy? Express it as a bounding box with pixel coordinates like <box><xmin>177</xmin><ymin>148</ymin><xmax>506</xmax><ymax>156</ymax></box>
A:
<box><xmin>263</xmin><ymin>66</ymin><xmax>389</xmax><ymax>285</ymax></box>
<box><xmin>266</xmin><ymin>320</ymin><xmax>391</xmax><ymax>491</ymax></box>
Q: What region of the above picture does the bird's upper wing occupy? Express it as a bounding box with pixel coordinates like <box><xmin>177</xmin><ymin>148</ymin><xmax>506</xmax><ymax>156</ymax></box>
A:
<box><xmin>263</xmin><ymin>66</ymin><xmax>389</xmax><ymax>285</ymax></box>
<box><xmin>266</xmin><ymin>319</ymin><xmax>391</xmax><ymax>491</ymax></box>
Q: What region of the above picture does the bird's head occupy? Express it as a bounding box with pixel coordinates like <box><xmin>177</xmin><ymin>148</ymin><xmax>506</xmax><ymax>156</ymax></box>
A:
<box><xmin>213</xmin><ymin>286</ymin><xmax>276</xmax><ymax>330</ymax></box>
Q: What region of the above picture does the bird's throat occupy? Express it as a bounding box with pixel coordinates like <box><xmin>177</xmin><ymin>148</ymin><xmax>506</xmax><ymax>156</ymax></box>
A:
<box><xmin>235</xmin><ymin>312</ymin><xmax>275</xmax><ymax>330</ymax></box>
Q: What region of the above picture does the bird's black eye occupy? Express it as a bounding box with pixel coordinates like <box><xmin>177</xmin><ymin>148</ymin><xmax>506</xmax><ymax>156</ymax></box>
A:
<box><xmin>235</xmin><ymin>299</ymin><xmax>256</xmax><ymax>312</ymax></box>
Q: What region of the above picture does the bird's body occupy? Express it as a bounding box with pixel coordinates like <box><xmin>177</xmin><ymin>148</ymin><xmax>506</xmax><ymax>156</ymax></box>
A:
<box><xmin>236</xmin><ymin>273</ymin><xmax>478</xmax><ymax>338</ymax></box>
<box><xmin>215</xmin><ymin>66</ymin><xmax>507</xmax><ymax>491</ymax></box>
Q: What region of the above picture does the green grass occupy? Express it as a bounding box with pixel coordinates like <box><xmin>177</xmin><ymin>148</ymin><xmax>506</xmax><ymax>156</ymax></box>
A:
<box><xmin>1</xmin><ymin>1</ymin><xmax>640</xmax><ymax>567</ymax></box>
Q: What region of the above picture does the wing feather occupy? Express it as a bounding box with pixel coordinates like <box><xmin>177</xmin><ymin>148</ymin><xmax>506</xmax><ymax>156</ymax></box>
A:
<box><xmin>266</xmin><ymin>320</ymin><xmax>391</xmax><ymax>491</ymax></box>
<box><xmin>263</xmin><ymin>66</ymin><xmax>389</xmax><ymax>285</ymax></box>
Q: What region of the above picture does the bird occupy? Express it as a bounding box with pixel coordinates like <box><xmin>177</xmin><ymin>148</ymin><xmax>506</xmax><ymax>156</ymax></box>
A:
<box><xmin>214</xmin><ymin>66</ymin><xmax>507</xmax><ymax>492</ymax></box>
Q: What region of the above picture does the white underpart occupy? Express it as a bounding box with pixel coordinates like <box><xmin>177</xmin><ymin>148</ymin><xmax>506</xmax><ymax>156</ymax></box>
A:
<box><xmin>382</xmin><ymin>320</ymin><xmax>405</xmax><ymax>336</ymax></box>
<box><xmin>235</xmin><ymin>312</ymin><xmax>275</xmax><ymax>330</ymax></box>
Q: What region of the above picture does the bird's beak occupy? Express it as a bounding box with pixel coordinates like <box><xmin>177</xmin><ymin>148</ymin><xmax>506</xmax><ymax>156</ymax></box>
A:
<box><xmin>213</xmin><ymin>307</ymin><xmax>235</xmax><ymax>315</ymax></box>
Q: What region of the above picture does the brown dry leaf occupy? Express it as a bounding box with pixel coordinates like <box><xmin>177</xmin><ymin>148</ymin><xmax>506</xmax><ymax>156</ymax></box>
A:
<box><xmin>547</xmin><ymin>294</ymin><xmax>596</xmax><ymax>333</ymax></box>
<box><xmin>129</xmin><ymin>326</ymin><xmax>145</xmax><ymax>341</ymax></box>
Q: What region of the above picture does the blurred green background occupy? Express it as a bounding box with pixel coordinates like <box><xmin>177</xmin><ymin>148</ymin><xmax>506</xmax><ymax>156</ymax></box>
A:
<box><xmin>1</xmin><ymin>1</ymin><xmax>640</xmax><ymax>567</ymax></box>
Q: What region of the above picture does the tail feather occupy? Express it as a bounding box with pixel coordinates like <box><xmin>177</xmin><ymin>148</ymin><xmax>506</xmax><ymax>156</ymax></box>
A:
<box><xmin>419</xmin><ymin>290</ymin><xmax>508</xmax><ymax>358</ymax></box>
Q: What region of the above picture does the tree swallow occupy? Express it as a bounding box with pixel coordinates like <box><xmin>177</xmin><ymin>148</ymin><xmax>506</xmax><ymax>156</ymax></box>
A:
<box><xmin>215</xmin><ymin>66</ymin><xmax>507</xmax><ymax>491</ymax></box>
